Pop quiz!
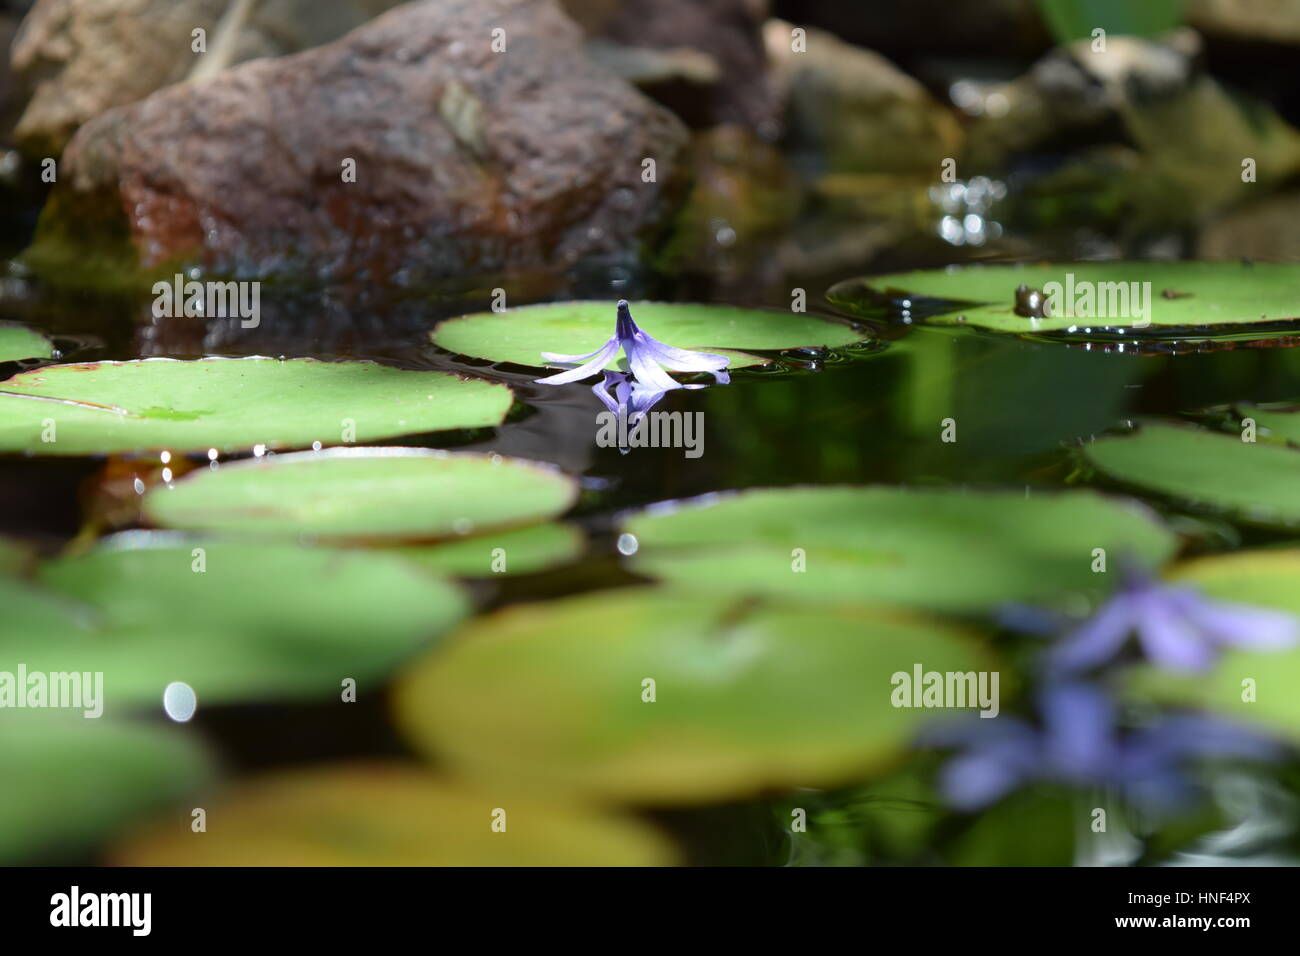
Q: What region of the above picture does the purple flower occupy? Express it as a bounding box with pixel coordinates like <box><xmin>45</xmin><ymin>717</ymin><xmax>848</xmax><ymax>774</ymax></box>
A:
<box><xmin>1049</xmin><ymin>565</ymin><xmax>1297</xmax><ymax>674</ymax></box>
<box><xmin>535</xmin><ymin>300</ymin><xmax>731</xmax><ymax>389</ymax></box>
<box><xmin>926</xmin><ymin>683</ymin><xmax>1282</xmax><ymax>812</ymax></box>
<box><xmin>591</xmin><ymin>370</ymin><xmax>677</xmax><ymax>426</ymax></box>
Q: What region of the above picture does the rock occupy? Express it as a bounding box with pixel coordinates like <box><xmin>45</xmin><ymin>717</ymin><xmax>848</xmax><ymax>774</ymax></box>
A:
<box><xmin>961</xmin><ymin>29</ymin><xmax>1300</xmax><ymax>223</ymax></box>
<box><xmin>659</xmin><ymin>124</ymin><xmax>802</xmax><ymax>282</ymax></box>
<box><xmin>1198</xmin><ymin>192</ymin><xmax>1300</xmax><ymax>262</ymax></box>
<box><xmin>11</xmin><ymin>0</ymin><xmax>404</xmax><ymax>156</ymax></box>
<box><xmin>763</xmin><ymin>19</ymin><xmax>963</xmax><ymax>177</ymax></box>
<box><xmin>561</xmin><ymin>0</ymin><xmax>780</xmax><ymax>134</ymax></box>
<box><xmin>29</xmin><ymin>0</ymin><xmax>690</xmax><ymax>286</ymax></box>
<box><xmin>1188</xmin><ymin>0</ymin><xmax>1300</xmax><ymax>45</ymax></box>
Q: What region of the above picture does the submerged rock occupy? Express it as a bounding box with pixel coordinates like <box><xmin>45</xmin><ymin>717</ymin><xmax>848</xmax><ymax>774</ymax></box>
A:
<box><xmin>29</xmin><ymin>0</ymin><xmax>690</xmax><ymax>286</ymax></box>
<box><xmin>11</xmin><ymin>0</ymin><xmax>404</xmax><ymax>157</ymax></box>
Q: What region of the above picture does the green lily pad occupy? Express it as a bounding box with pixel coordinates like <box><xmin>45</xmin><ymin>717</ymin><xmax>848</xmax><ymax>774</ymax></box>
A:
<box><xmin>2</xmin><ymin>536</ymin><xmax>467</xmax><ymax>711</ymax></box>
<box><xmin>621</xmin><ymin>487</ymin><xmax>1175</xmax><ymax>613</ymax></box>
<box><xmin>113</xmin><ymin>763</ymin><xmax>677</xmax><ymax>866</ymax></box>
<box><xmin>0</xmin><ymin>357</ymin><xmax>513</xmax><ymax>456</ymax></box>
<box><xmin>143</xmin><ymin>448</ymin><xmax>578</xmax><ymax>542</ymax></box>
<box><xmin>1128</xmin><ymin>551</ymin><xmax>1300</xmax><ymax>744</ymax></box>
<box><xmin>1083</xmin><ymin>422</ymin><xmax>1300</xmax><ymax>529</ymax></box>
<box><xmin>0</xmin><ymin>323</ymin><xmax>54</xmax><ymax>364</ymax></box>
<box><xmin>432</xmin><ymin>300</ymin><xmax>867</xmax><ymax>370</ymax></box>
<box><xmin>395</xmin><ymin>523</ymin><xmax>583</xmax><ymax>577</ymax></box>
<box><xmin>1236</xmin><ymin>403</ymin><xmax>1300</xmax><ymax>446</ymax></box>
<box><xmin>827</xmin><ymin>262</ymin><xmax>1300</xmax><ymax>340</ymax></box>
<box><xmin>0</xmin><ymin>711</ymin><xmax>213</xmax><ymax>864</ymax></box>
<box><xmin>395</xmin><ymin>588</ymin><xmax>997</xmax><ymax>804</ymax></box>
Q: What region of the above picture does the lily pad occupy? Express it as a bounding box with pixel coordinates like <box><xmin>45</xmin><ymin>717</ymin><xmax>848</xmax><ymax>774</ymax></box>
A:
<box><xmin>0</xmin><ymin>357</ymin><xmax>513</xmax><ymax>456</ymax></box>
<box><xmin>395</xmin><ymin>523</ymin><xmax>583</xmax><ymax>577</ymax></box>
<box><xmin>113</xmin><ymin>763</ymin><xmax>676</xmax><ymax>866</ymax></box>
<box><xmin>0</xmin><ymin>711</ymin><xmax>213</xmax><ymax>864</ymax></box>
<box><xmin>2</xmin><ymin>536</ymin><xmax>468</xmax><ymax>711</ymax></box>
<box><xmin>1128</xmin><ymin>551</ymin><xmax>1300</xmax><ymax>745</ymax></box>
<box><xmin>1083</xmin><ymin>422</ymin><xmax>1300</xmax><ymax>529</ymax></box>
<box><xmin>395</xmin><ymin>588</ymin><xmax>996</xmax><ymax>804</ymax></box>
<box><xmin>432</xmin><ymin>300</ymin><xmax>867</xmax><ymax>370</ymax></box>
<box><xmin>144</xmin><ymin>448</ymin><xmax>578</xmax><ymax>542</ymax></box>
<box><xmin>621</xmin><ymin>487</ymin><xmax>1175</xmax><ymax>613</ymax></box>
<box><xmin>0</xmin><ymin>323</ymin><xmax>54</xmax><ymax>364</ymax></box>
<box><xmin>827</xmin><ymin>262</ymin><xmax>1300</xmax><ymax>340</ymax></box>
<box><xmin>1236</xmin><ymin>403</ymin><xmax>1300</xmax><ymax>446</ymax></box>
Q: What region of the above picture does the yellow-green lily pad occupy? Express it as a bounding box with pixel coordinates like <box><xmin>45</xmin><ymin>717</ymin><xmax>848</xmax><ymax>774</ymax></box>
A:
<box><xmin>2</xmin><ymin>536</ymin><xmax>468</xmax><ymax>711</ymax></box>
<box><xmin>112</xmin><ymin>764</ymin><xmax>677</xmax><ymax>866</ymax></box>
<box><xmin>432</xmin><ymin>300</ymin><xmax>868</xmax><ymax>370</ymax></box>
<box><xmin>1083</xmin><ymin>422</ymin><xmax>1300</xmax><ymax>529</ymax></box>
<box><xmin>0</xmin><ymin>357</ymin><xmax>513</xmax><ymax>456</ymax></box>
<box><xmin>395</xmin><ymin>588</ymin><xmax>997</xmax><ymax>804</ymax></box>
<box><xmin>827</xmin><ymin>262</ymin><xmax>1300</xmax><ymax>341</ymax></box>
<box><xmin>395</xmin><ymin>523</ymin><xmax>584</xmax><ymax>577</ymax></box>
<box><xmin>0</xmin><ymin>710</ymin><xmax>213</xmax><ymax>864</ymax></box>
<box><xmin>143</xmin><ymin>448</ymin><xmax>578</xmax><ymax>542</ymax></box>
<box><xmin>621</xmin><ymin>487</ymin><xmax>1176</xmax><ymax>612</ymax></box>
<box><xmin>0</xmin><ymin>322</ymin><xmax>54</xmax><ymax>365</ymax></box>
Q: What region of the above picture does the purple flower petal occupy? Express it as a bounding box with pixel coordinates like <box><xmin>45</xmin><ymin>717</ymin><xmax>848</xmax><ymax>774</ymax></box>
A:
<box><xmin>1134</xmin><ymin>593</ymin><xmax>1217</xmax><ymax>672</ymax></box>
<box><xmin>625</xmin><ymin>334</ymin><xmax>686</xmax><ymax>393</ymax></box>
<box><xmin>1040</xmin><ymin>683</ymin><xmax>1117</xmax><ymax>777</ymax></box>
<box><xmin>1048</xmin><ymin>592</ymin><xmax>1137</xmax><ymax>673</ymax></box>
<box><xmin>938</xmin><ymin>734</ymin><xmax>1040</xmax><ymax>810</ymax></box>
<box><xmin>1184</xmin><ymin>597</ymin><xmax>1298</xmax><ymax>651</ymax></box>
<box><xmin>535</xmin><ymin>337</ymin><xmax>620</xmax><ymax>385</ymax></box>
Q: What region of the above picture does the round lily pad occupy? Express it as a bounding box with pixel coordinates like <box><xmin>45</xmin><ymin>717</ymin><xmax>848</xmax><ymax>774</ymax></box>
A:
<box><xmin>113</xmin><ymin>763</ymin><xmax>677</xmax><ymax>866</ymax></box>
<box><xmin>827</xmin><ymin>262</ymin><xmax>1300</xmax><ymax>340</ymax></box>
<box><xmin>0</xmin><ymin>711</ymin><xmax>213</xmax><ymax>864</ymax></box>
<box><xmin>1083</xmin><ymin>422</ymin><xmax>1300</xmax><ymax>529</ymax></box>
<box><xmin>395</xmin><ymin>523</ymin><xmax>583</xmax><ymax>577</ymax></box>
<box><xmin>432</xmin><ymin>300</ymin><xmax>868</xmax><ymax>370</ymax></box>
<box><xmin>0</xmin><ymin>357</ymin><xmax>513</xmax><ymax>456</ymax></box>
<box><xmin>621</xmin><ymin>487</ymin><xmax>1176</xmax><ymax>613</ymax></box>
<box><xmin>1127</xmin><ymin>551</ymin><xmax>1300</xmax><ymax>744</ymax></box>
<box><xmin>0</xmin><ymin>322</ymin><xmax>53</xmax><ymax>364</ymax></box>
<box><xmin>395</xmin><ymin>588</ymin><xmax>997</xmax><ymax>804</ymax></box>
<box><xmin>2</xmin><ymin>536</ymin><xmax>468</xmax><ymax>711</ymax></box>
<box><xmin>143</xmin><ymin>448</ymin><xmax>578</xmax><ymax>542</ymax></box>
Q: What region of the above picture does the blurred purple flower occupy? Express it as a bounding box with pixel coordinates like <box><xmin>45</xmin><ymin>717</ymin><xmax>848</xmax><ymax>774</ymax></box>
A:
<box><xmin>1049</xmin><ymin>566</ymin><xmax>1297</xmax><ymax>674</ymax></box>
<box><xmin>925</xmin><ymin>682</ymin><xmax>1282</xmax><ymax>812</ymax></box>
<box><xmin>535</xmin><ymin>299</ymin><xmax>731</xmax><ymax>388</ymax></box>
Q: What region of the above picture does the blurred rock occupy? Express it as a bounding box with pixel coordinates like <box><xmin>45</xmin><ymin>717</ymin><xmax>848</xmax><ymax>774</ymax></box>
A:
<box><xmin>561</xmin><ymin>0</ymin><xmax>780</xmax><ymax>134</ymax></box>
<box><xmin>764</xmin><ymin>19</ymin><xmax>963</xmax><ymax>178</ymax></box>
<box><xmin>1188</xmin><ymin>0</ymin><xmax>1300</xmax><ymax>45</ymax></box>
<box><xmin>1198</xmin><ymin>192</ymin><xmax>1300</xmax><ymax>262</ymax></box>
<box><xmin>11</xmin><ymin>0</ymin><xmax>403</xmax><ymax>156</ymax></box>
<box><xmin>962</xmin><ymin>30</ymin><xmax>1300</xmax><ymax>222</ymax></box>
<box><xmin>28</xmin><ymin>0</ymin><xmax>689</xmax><ymax>288</ymax></box>
<box><xmin>659</xmin><ymin>124</ymin><xmax>802</xmax><ymax>281</ymax></box>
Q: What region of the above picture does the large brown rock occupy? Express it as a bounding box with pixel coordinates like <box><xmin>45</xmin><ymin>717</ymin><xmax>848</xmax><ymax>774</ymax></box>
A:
<box><xmin>11</xmin><ymin>0</ymin><xmax>404</xmax><ymax>156</ymax></box>
<box><xmin>35</xmin><ymin>0</ymin><xmax>690</xmax><ymax>285</ymax></box>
